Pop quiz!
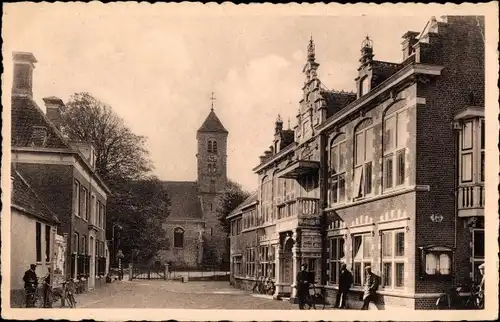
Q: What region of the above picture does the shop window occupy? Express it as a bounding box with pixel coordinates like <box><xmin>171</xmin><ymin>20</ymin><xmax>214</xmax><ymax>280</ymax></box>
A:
<box><xmin>472</xmin><ymin>229</ymin><xmax>484</xmax><ymax>283</ymax></box>
<box><xmin>419</xmin><ymin>246</ymin><xmax>453</xmax><ymax>280</ymax></box>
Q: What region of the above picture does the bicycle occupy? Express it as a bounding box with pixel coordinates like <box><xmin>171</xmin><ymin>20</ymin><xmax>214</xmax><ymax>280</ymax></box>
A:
<box><xmin>61</xmin><ymin>279</ymin><xmax>77</xmax><ymax>308</ymax></box>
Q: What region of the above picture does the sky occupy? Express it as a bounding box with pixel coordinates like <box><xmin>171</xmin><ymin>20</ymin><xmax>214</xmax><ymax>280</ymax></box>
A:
<box><xmin>3</xmin><ymin>3</ymin><xmax>431</xmax><ymax>191</ymax></box>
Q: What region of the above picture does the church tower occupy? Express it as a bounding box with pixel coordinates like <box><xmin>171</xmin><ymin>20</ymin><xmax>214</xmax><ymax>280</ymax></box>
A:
<box><xmin>196</xmin><ymin>97</ymin><xmax>228</xmax><ymax>198</ymax></box>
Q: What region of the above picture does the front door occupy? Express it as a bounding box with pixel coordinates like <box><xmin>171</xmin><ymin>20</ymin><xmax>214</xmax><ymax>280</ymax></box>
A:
<box><xmin>280</xmin><ymin>238</ymin><xmax>294</xmax><ymax>295</ymax></box>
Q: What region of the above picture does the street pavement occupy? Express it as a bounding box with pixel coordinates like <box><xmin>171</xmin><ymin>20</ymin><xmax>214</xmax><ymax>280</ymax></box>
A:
<box><xmin>75</xmin><ymin>280</ymin><xmax>297</xmax><ymax>309</ymax></box>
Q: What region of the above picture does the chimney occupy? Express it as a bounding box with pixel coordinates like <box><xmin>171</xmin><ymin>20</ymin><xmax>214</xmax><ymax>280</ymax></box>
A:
<box><xmin>31</xmin><ymin>125</ymin><xmax>48</xmax><ymax>147</ymax></box>
<box><xmin>12</xmin><ymin>52</ymin><xmax>37</xmax><ymax>98</ymax></box>
<box><xmin>401</xmin><ymin>31</ymin><xmax>419</xmax><ymax>60</ymax></box>
<box><xmin>43</xmin><ymin>96</ymin><xmax>66</xmax><ymax>130</ymax></box>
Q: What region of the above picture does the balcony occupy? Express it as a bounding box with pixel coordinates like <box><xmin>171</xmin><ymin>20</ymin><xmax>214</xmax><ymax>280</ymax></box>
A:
<box><xmin>276</xmin><ymin>197</ymin><xmax>320</xmax><ymax>220</ymax></box>
<box><xmin>458</xmin><ymin>184</ymin><xmax>484</xmax><ymax>217</ymax></box>
<box><xmin>276</xmin><ymin>160</ymin><xmax>319</xmax><ymax>179</ymax></box>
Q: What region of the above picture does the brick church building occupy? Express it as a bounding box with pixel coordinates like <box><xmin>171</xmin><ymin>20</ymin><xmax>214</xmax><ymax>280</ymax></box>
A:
<box><xmin>157</xmin><ymin>106</ymin><xmax>229</xmax><ymax>269</ymax></box>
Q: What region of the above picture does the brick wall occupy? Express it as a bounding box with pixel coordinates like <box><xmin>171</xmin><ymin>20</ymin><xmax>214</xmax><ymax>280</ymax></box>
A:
<box><xmin>158</xmin><ymin>221</ymin><xmax>204</xmax><ymax>269</ymax></box>
<box><xmin>414</xmin><ymin>16</ymin><xmax>484</xmax><ymax>295</ymax></box>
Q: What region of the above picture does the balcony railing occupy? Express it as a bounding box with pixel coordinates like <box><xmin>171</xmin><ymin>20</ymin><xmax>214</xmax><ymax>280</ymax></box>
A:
<box><xmin>297</xmin><ymin>197</ymin><xmax>319</xmax><ymax>216</ymax></box>
<box><xmin>458</xmin><ymin>184</ymin><xmax>484</xmax><ymax>217</ymax></box>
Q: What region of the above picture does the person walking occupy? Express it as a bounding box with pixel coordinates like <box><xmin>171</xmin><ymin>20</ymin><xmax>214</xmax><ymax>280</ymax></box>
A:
<box><xmin>296</xmin><ymin>263</ymin><xmax>311</xmax><ymax>310</ymax></box>
<box><xmin>335</xmin><ymin>263</ymin><xmax>353</xmax><ymax>309</ymax></box>
<box><xmin>23</xmin><ymin>264</ymin><xmax>38</xmax><ymax>307</ymax></box>
<box><xmin>361</xmin><ymin>266</ymin><xmax>378</xmax><ymax>310</ymax></box>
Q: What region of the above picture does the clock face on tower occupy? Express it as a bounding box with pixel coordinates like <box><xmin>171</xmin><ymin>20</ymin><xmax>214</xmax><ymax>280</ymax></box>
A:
<box><xmin>208</xmin><ymin>155</ymin><xmax>217</xmax><ymax>162</ymax></box>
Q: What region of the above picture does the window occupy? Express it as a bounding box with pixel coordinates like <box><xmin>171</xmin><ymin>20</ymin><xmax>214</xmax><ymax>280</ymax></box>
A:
<box><xmin>208</xmin><ymin>139</ymin><xmax>218</xmax><ymax>153</ymax></box>
<box><xmin>91</xmin><ymin>195</ymin><xmax>96</xmax><ymax>225</ymax></box>
<box><xmin>174</xmin><ymin>227</ymin><xmax>184</xmax><ymax>248</ymax></box>
<box><xmin>261</xmin><ymin>177</ymin><xmax>272</xmax><ymax>223</ymax></box>
<box><xmin>353</xmin><ymin>120</ymin><xmax>374</xmax><ymax>199</ymax></box>
<box><xmin>36</xmin><ymin>222</ymin><xmax>42</xmax><ymax>262</ymax></box>
<box><xmin>81</xmin><ymin>235</ymin><xmax>87</xmax><ymax>255</ymax></box>
<box><xmin>480</xmin><ymin>120</ymin><xmax>485</xmax><ymax>182</ymax></box>
<box><xmin>101</xmin><ymin>204</ymin><xmax>106</xmax><ymax>228</ymax></box>
<box><xmin>461</xmin><ymin>153</ymin><xmax>473</xmax><ymax>182</ymax></box>
<box><xmin>45</xmin><ymin>225</ymin><xmax>51</xmax><ymax>263</ymax></box>
<box><xmin>73</xmin><ymin>180</ymin><xmax>80</xmax><ymax>216</ymax></box>
<box><xmin>352</xmin><ymin>234</ymin><xmax>373</xmax><ymax>286</ymax></box>
<box><xmin>80</xmin><ymin>187</ymin><xmax>89</xmax><ymax>220</ymax></box>
<box><xmin>472</xmin><ymin>229</ymin><xmax>484</xmax><ymax>283</ymax></box>
<box><xmin>462</xmin><ymin>121</ymin><xmax>473</xmax><ymax>150</ymax></box>
<box><xmin>384</xmin><ymin>109</ymin><xmax>408</xmax><ymax>189</ymax></box>
<box><xmin>246</xmin><ymin>248</ymin><xmax>255</xmax><ymax>277</ymax></box>
<box><xmin>73</xmin><ymin>232</ymin><xmax>79</xmax><ymax>254</ymax></box>
<box><xmin>259</xmin><ymin>245</ymin><xmax>269</xmax><ymax>278</ymax></box>
<box><xmin>329</xmin><ymin>134</ymin><xmax>346</xmax><ymax>205</ymax></box>
<box><xmin>328</xmin><ymin>237</ymin><xmax>345</xmax><ymax>284</ymax></box>
<box><xmin>421</xmin><ymin>246</ymin><xmax>453</xmax><ymax>278</ymax></box>
<box><xmin>233</xmin><ymin>256</ymin><xmax>242</xmax><ymax>276</ymax></box>
<box><xmin>381</xmin><ymin>230</ymin><xmax>405</xmax><ymax>288</ymax></box>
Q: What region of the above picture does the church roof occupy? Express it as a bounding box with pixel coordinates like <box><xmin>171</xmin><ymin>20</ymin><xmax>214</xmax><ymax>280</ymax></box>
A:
<box><xmin>162</xmin><ymin>181</ymin><xmax>204</xmax><ymax>220</ymax></box>
<box><xmin>197</xmin><ymin>110</ymin><xmax>228</xmax><ymax>133</ymax></box>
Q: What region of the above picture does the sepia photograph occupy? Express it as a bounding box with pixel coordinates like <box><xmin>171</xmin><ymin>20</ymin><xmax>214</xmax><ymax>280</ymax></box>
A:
<box><xmin>1</xmin><ymin>2</ymin><xmax>498</xmax><ymax>321</ymax></box>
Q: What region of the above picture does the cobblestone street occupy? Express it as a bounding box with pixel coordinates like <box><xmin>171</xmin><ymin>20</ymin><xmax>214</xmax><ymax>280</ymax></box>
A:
<box><xmin>75</xmin><ymin>280</ymin><xmax>296</xmax><ymax>309</ymax></box>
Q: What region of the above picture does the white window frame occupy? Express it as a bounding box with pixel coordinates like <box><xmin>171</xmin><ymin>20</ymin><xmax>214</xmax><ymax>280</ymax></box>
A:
<box><xmin>246</xmin><ymin>248</ymin><xmax>255</xmax><ymax>277</ymax></box>
<box><xmin>328</xmin><ymin>236</ymin><xmax>345</xmax><ymax>284</ymax></box>
<box><xmin>383</xmin><ymin>108</ymin><xmax>408</xmax><ymax>191</ymax></box>
<box><xmin>479</xmin><ymin>119</ymin><xmax>485</xmax><ymax>182</ymax></box>
<box><xmin>381</xmin><ymin>229</ymin><xmax>406</xmax><ymax>289</ymax></box>
<box><xmin>329</xmin><ymin>134</ymin><xmax>347</xmax><ymax>205</ymax></box>
<box><xmin>352</xmin><ymin>233</ymin><xmax>373</xmax><ymax>287</ymax></box>
<box><xmin>73</xmin><ymin>180</ymin><xmax>80</xmax><ymax>217</ymax></box>
<box><xmin>353</xmin><ymin>120</ymin><xmax>374</xmax><ymax>199</ymax></box>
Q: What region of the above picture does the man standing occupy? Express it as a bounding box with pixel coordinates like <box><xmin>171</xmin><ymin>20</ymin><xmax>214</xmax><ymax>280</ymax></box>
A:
<box><xmin>361</xmin><ymin>266</ymin><xmax>378</xmax><ymax>310</ymax></box>
<box><xmin>296</xmin><ymin>263</ymin><xmax>310</xmax><ymax>310</ymax></box>
<box><xmin>23</xmin><ymin>264</ymin><xmax>38</xmax><ymax>307</ymax></box>
<box><xmin>477</xmin><ymin>263</ymin><xmax>485</xmax><ymax>308</ymax></box>
<box><xmin>335</xmin><ymin>263</ymin><xmax>353</xmax><ymax>309</ymax></box>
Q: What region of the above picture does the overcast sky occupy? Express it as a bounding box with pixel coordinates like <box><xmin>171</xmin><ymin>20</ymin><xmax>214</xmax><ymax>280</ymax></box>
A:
<box><xmin>4</xmin><ymin>3</ymin><xmax>432</xmax><ymax>191</ymax></box>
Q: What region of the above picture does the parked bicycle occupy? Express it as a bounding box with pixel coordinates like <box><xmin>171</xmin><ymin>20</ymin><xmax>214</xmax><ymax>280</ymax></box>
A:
<box><xmin>252</xmin><ymin>277</ymin><xmax>276</xmax><ymax>295</ymax></box>
<box><xmin>436</xmin><ymin>283</ymin><xmax>483</xmax><ymax>310</ymax></box>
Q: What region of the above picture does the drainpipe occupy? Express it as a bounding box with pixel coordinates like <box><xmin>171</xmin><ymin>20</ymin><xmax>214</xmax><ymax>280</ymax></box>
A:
<box><xmin>452</xmin><ymin>125</ymin><xmax>459</xmax><ymax>285</ymax></box>
<box><xmin>319</xmin><ymin>133</ymin><xmax>328</xmax><ymax>286</ymax></box>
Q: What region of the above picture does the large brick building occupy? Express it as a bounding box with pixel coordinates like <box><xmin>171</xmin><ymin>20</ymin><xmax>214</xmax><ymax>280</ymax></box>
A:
<box><xmin>228</xmin><ymin>16</ymin><xmax>485</xmax><ymax>309</ymax></box>
<box><xmin>11</xmin><ymin>52</ymin><xmax>111</xmax><ymax>292</ymax></box>
<box><xmin>157</xmin><ymin>107</ymin><xmax>229</xmax><ymax>269</ymax></box>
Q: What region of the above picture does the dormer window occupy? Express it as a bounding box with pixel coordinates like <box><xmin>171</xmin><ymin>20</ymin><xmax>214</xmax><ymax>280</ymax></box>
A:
<box><xmin>360</xmin><ymin>77</ymin><xmax>370</xmax><ymax>96</ymax></box>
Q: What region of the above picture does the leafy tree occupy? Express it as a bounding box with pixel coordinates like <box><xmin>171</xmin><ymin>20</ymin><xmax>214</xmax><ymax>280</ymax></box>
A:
<box><xmin>60</xmin><ymin>93</ymin><xmax>170</xmax><ymax>263</ymax></box>
<box><xmin>110</xmin><ymin>176</ymin><xmax>170</xmax><ymax>263</ymax></box>
<box><xmin>62</xmin><ymin>92</ymin><xmax>152</xmax><ymax>184</ymax></box>
<box><xmin>215</xmin><ymin>180</ymin><xmax>251</xmax><ymax>235</ymax></box>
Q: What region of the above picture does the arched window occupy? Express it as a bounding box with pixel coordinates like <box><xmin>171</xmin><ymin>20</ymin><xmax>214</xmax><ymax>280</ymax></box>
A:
<box><xmin>210</xmin><ymin>180</ymin><xmax>216</xmax><ymax>193</ymax></box>
<box><xmin>353</xmin><ymin>119</ymin><xmax>374</xmax><ymax>199</ymax></box>
<box><xmin>207</xmin><ymin>139</ymin><xmax>217</xmax><ymax>153</ymax></box>
<box><xmin>329</xmin><ymin>133</ymin><xmax>347</xmax><ymax>205</ymax></box>
<box><xmin>174</xmin><ymin>227</ymin><xmax>184</xmax><ymax>248</ymax></box>
<box><xmin>383</xmin><ymin>105</ymin><xmax>409</xmax><ymax>190</ymax></box>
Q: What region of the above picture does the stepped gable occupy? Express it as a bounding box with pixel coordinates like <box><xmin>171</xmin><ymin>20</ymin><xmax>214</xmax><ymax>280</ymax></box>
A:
<box><xmin>197</xmin><ymin>110</ymin><xmax>228</xmax><ymax>133</ymax></box>
<box><xmin>163</xmin><ymin>181</ymin><xmax>203</xmax><ymax>219</ymax></box>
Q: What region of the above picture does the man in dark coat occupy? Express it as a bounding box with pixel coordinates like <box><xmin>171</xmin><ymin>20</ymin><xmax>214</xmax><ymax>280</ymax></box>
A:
<box><xmin>335</xmin><ymin>263</ymin><xmax>353</xmax><ymax>309</ymax></box>
<box><xmin>361</xmin><ymin>266</ymin><xmax>379</xmax><ymax>310</ymax></box>
<box><xmin>296</xmin><ymin>263</ymin><xmax>311</xmax><ymax>310</ymax></box>
<box><xmin>23</xmin><ymin>264</ymin><xmax>38</xmax><ymax>307</ymax></box>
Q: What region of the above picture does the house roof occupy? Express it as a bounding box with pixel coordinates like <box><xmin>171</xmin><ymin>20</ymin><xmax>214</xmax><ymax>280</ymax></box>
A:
<box><xmin>162</xmin><ymin>181</ymin><xmax>203</xmax><ymax>220</ymax></box>
<box><xmin>371</xmin><ymin>60</ymin><xmax>403</xmax><ymax>88</ymax></box>
<box><xmin>11</xmin><ymin>169</ymin><xmax>60</xmax><ymax>224</ymax></box>
<box><xmin>320</xmin><ymin>90</ymin><xmax>357</xmax><ymax>118</ymax></box>
<box><xmin>11</xmin><ymin>96</ymin><xmax>70</xmax><ymax>149</ymax></box>
<box><xmin>197</xmin><ymin>110</ymin><xmax>228</xmax><ymax>133</ymax></box>
<box><xmin>227</xmin><ymin>190</ymin><xmax>258</xmax><ymax>219</ymax></box>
